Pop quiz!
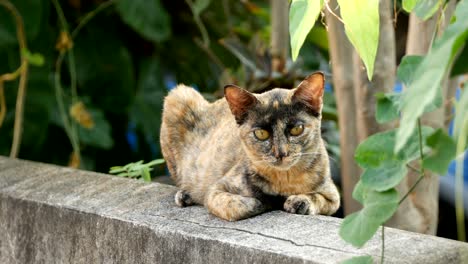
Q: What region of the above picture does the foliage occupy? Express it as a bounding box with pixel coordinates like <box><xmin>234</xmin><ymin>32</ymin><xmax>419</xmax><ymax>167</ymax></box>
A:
<box><xmin>109</xmin><ymin>159</ymin><xmax>165</xmax><ymax>182</ymax></box>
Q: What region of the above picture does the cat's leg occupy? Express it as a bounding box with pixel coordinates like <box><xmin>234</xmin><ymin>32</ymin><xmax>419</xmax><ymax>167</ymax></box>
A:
<box><xmin>175</xmin><ymin>190</ymin><xmax>195</xmax><ymax>207</ymax></box>
<box><xmin>284</xmin><ymin>180</ymin><xmax>340</xmax><ymax>216</ymax></box>
<box><xmin>205</xmin><ymin>181</ymin><xmax>267</xmax><ymax>221</ymax></box>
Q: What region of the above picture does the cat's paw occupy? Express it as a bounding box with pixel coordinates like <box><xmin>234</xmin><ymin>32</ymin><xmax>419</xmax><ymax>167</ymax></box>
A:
<box><xmin>175</xmin><ymin>190</ymin><xmax>194</xmax><ymax>207</ymax></box>
<box><xmin>284</xmin><ymin>195</ymin><xmax>317</xmax><ymax>215</ymax></box>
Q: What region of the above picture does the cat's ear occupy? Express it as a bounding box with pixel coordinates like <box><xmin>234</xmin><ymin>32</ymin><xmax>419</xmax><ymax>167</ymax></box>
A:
<box><xmin>224</xmin><ymin>85</ymin><xmax>258</xmax><ymax>123</ymax></box>
<box><xmin>293</xmin><ymin>72</ymin><xmax>325</xmax><ymax>114</ymax></box>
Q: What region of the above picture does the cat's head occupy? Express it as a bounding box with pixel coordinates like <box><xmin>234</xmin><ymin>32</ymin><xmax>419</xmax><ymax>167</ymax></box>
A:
<box><xmin>224</xmin><ymin>72</ymin><xmax>325</xmax><ymax>170</ymax></box>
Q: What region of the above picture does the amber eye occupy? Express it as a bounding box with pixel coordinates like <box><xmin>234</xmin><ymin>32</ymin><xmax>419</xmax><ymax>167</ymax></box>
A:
<box><xmin>254</xmin><ymin>129</ymin><xmax>270</xmax><ymax>141</ymax></box>
<box><xmin>290</xmin><ymin>125</ymin><xmax>304</xmax><ymax>136</ymax></box>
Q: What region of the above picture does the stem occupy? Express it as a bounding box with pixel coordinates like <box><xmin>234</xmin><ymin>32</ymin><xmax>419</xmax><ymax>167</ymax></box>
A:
<box><xmin>455</xmin><ymin>117</ymin><xmax>467</xmax><ymax>242</ymax></box>
<box><xmin>52</xmin><ymin>0</ymin><xmax>83</xmax><ymax>164</ymax></box>
<box><xmin>399</xmin><ymin>119</ymin><xmax>426</xmax><ymax>205</ymax></box>
<box><xmin>399</xmin><ymin>174</ymin><xmax>424</xmax><ymax>205</ymax></box>
<box><xmin>0</xmin><ymin>0</ymin><xmax>29</xmax><ymax>158</ymax></box>
<box><xmin>185</xmin><ymin>0</ymin><xmax>210</xmax><ymax>47</ymax></box>
<box><xmin>406</xmin><ymin>163</ymin><xmax>421</xmax><ymax>173</ymax></box>
<box><xmin>380</xmin><ymin>226</ymin><xmax>385</xmax><ymax>264</ymax></box>
<box><xmin>54</xmin><ymin>53</ymin><xmax>81</xmax><ymax>162</ymax></box>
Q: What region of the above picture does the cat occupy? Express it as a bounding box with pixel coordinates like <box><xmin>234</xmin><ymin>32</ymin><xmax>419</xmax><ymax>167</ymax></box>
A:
<box><xmin>160</xmin><ymin>72</ymin><xmax>340</xmax><ymax>221</ymax></box>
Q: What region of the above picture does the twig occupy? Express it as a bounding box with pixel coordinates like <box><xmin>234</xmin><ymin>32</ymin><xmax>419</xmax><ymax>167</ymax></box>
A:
<box><xmin>71</xmin><ymin>0</ymin><xmax>115</xmax><ymax>39</ymax></box>
<box><xmin>406</xmin><ymin>163</ymin><xmax>421</xmax><ymax>173</ymax></box>
<box><xmin>324</xmin><ymin>0</ymin><xmax>345</xmax><ymax>25</ymax></box>
<box><xmin>0</xmin><ymin>0</ymin><xmax>29</xmax><ymax>158</ymax></box>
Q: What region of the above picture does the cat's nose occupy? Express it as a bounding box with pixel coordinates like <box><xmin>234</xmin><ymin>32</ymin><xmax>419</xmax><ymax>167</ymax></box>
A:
<box><xmin>275</xmin><ymin>149</ymin><xmax>289</xmax><ymax>160</ymax></box>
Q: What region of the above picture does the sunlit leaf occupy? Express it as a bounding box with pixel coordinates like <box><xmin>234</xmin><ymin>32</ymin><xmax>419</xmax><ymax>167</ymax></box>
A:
<box><xmin>395</xmin><ymin>0</ymin><xmax>468</xmax><ymax>153</ymax></box>
<box><xmin>289</xmin><ymin>0</ymin><xmax>323</xmax><ymax>60</ymax></box>
<box><xmin>413</xmin><ymin>0</ymin><xmax>442</xmax><ymax>20</ymax></box>
<box><xmin>338</xmin><ymin>0</ymin><xmax>379</xmax><ymax>80</ymax></box>
<box><xmin>340</xmin><ymin>188</ymin><xmax>399</xmax><ymax>247</ymax></box>
<box><xmin>423</xmin><ymin>129</ymin><xmax>457</xmax><ymax>174</ymax></box>
<box><xmin>403</xmin><ymin>0</ymin><xmax>419</xmax><ymax>12</ymax></box>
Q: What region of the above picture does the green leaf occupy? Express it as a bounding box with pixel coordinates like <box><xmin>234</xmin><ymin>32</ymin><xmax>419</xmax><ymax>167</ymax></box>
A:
<box><xmin>340</xmin><ymin>256</ymin><xmax>373</xmax><ymax>264</ymax></box>
<box><xmin>141</xmin><ymin>167</ymin><xmax>151</xmax><ymax>182</ymax></box>
<box><xmin>116</xmin><ymin>0</ymin><xmax>171</xmax><ymax>42</ymax></box>
<box><xmin>74</xmin><ymin>24</ymin><xmax>135</xmax><ymax>113</ymax></box>
<box><xmin>78</xmin><ymin>108</ymin><xmax>114</xmax><ymax>150</ymax></box>
<box><xmin>355</xmin><ymin>127</ymin><xmax>433</xmax><ymax>169</ymax></box>
<box><xmin>289</xmin><ymin>0</ymin><xmax>323</xmax><ymax>61</ymax></box>
<box><xmin>340</xmin><ymin>188</ymin><xmax>399</xmax><ymax>247</ymax></box>
<box><xmin>337</xmin><ymin>0</ymin><xmax>379</xmax><ymax>80</ymax></box>
<box><xmin>395</xmin><ymin>0</ymin><xmax>468</xmax><ymax>153</ymax></box>
<box><xmin>451</xmin><ymin>44</ymin><xmax>468</xmax><ymax>76</ymax></box>
<box><xmin>130</xmin><ymin>58</ymin><xmax>166</xmax><ymax>145</ymax></box>
<box><xmin>397</xmin><ymin>55</ymin><xmax>424</xmax><ymax>86</ymax></box>
<box><xmin>422</xmin><ymin>129</ymin><xmax>457</xmax><ymax>174</ymax></box>
<box><xmin>397</xmin><ymin>55</ymin><xmax>442</xmax><ymax>114</ymax></box>
<box><xmin>375</xmin><ymin>92</ymin><xmax>401</xmax><ymax>124</ymax></box>
<box><xmin>403</xmin><ymin>0</ymin><xmax>419</xmax><ymax>12</ymax></box>
<box><xmin>361</xmin><ymin>161</ymin><xmax>408</xmax><ymax>191</ymax></box>
<box><xmin>21</xmin><ymin>49</ymin><xmax>44</xmax><ymax>66</ymax></box>
<box><xmin>0</xmin><ymin>0</ymin><xmax>44</xmax><ymax>46</ymax></box>
<box><xmin>193</xmin><ymin>0</ymin><xmax>211</xmax><ymax>15</ymax></box>
<box><xmin>413</xmin><ymin>0</ymin><xmax>442</xmax><ymax>20</ymax></box>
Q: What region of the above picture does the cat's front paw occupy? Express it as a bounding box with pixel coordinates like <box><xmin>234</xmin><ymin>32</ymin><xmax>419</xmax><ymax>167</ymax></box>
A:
<box><xmin>284</xmin><ymin>195</ymin><xmax>317</xmax><ymax>215</ymax></box>
<box><xmin>175</xmin><ymin>190</ymin><xmax>194</xmax><ymax>207</ymax></box>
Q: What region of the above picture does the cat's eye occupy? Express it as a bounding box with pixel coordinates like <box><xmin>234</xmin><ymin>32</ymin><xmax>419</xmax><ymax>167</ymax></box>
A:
<box><xmin>254</xmin><ymin>129</ymin><xmax>270</xmax><ymax>141</ymax></box>
<box><xmin>290</xmin><ymin>125</ymin><xmax>304</xmax><ymax>136</ymax></box>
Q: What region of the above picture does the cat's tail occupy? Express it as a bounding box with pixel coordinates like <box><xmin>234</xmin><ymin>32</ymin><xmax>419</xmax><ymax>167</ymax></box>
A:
<box><xmin>160</xmin><ymin>85</ymin><xmax>209</xmax><ymax>181</ymax></box>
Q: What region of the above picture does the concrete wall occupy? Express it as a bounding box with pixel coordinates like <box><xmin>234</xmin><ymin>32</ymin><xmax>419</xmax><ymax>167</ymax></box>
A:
<box><xmin>1</xmin><ymin>156</ymin><xmax>467</xmax><ymax>263</ymax></box>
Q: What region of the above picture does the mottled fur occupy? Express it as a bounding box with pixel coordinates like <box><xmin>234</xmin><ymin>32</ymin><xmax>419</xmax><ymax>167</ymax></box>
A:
<box><xmin>160</xmin><ymin>72</ymin><xmax>340</xmax><ymax>221</ymax></box>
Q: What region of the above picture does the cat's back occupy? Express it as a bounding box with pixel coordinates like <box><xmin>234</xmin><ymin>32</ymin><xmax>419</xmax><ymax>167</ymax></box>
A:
<box><xmin>160</xmin><ymin>85</ymin><xmax>236</xmax><ymax>182</ymax></box>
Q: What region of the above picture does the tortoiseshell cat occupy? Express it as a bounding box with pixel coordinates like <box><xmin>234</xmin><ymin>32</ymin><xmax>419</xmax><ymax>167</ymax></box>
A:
<box><xmin>160</xmin><ymin>72</ymin><xmax>340</xmax><ymax>221</ymax></box>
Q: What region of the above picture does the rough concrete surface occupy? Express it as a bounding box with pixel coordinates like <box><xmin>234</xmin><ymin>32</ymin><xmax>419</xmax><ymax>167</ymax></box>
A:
<box><xmin>0</xmin><ymin>156</ymin><xmax>467</xmax><ymax>264</ymax></box>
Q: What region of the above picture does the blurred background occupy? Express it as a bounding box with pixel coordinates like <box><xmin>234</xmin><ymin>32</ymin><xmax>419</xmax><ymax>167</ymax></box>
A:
<box><xmin>0</xmin><ymin>0</ymin><xmax>337</xmax><ymax>174</ymax></box>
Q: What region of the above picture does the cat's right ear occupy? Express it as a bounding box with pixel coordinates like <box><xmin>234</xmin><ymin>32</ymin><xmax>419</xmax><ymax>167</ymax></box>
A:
<box><xmin>224</xmin><ymin>85</ymin><xmax>258</xmax><ymax>123</ymax></box>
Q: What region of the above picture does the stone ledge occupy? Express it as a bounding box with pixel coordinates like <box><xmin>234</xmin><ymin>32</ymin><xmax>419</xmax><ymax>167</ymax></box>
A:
<box><xmin>1</xmin><ymin>156</ymin><xmax>467</xmax><ymax>264</ymax></box>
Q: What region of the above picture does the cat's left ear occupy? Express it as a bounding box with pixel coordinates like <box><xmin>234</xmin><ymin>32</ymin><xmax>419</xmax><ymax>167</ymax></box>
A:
<box><xmin>292</xmin><ymin>72</ymin><xmax>325</xmax><ymax>114</ymax></box>
<box><xmin>224</xmin><ymin>85</ymin><xmax>258</xmax><ymax>123</ymax></box>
